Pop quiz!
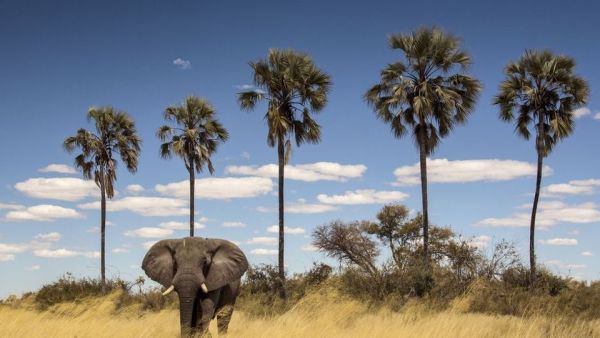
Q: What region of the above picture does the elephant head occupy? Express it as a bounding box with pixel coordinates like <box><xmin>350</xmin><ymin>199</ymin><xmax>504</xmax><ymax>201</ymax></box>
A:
<box><xmin>141</xmin><ymin>237</ymin><xmax>248</xmax><ymax>335</ymax></box>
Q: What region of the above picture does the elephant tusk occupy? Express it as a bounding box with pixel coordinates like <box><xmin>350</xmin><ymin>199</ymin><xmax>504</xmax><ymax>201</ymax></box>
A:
<box><xmin>201</xmin><ymin>283</ymin><xmax>208</xmax><ymax>293</ymax></box>
<box><xmin>162</xmin><ymin>285</ymin><xmax>175</xmax><ymax>296</ymax></box>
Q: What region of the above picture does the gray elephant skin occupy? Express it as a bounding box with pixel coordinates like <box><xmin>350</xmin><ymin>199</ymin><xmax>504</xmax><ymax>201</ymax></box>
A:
<box><xmin>142</xmin><ymin>237</ymin><xmax>248</xmax><ymax>337</ymax></box>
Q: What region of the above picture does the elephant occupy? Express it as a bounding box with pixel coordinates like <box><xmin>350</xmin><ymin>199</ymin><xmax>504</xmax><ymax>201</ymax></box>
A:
<box><xmin>142</xmin><ymin>237</ymin><xmax>248</xmax><ymax>337</ymax></box>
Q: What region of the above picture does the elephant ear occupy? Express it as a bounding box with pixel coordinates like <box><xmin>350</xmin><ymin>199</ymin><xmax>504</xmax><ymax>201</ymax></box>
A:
<box><xmin>141</xmin><ymin>239</ymin><xmax>178</xmax><ymax>288</ymax></box>
<box><xmin>205</xmin><ymin>239</ymin><xmax>249</xmax><ymax>291</ymax></box>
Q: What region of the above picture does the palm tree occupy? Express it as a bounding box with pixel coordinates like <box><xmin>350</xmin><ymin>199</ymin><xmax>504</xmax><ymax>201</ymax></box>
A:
<box><xmin>238</xmin><ymin>49</ymin><xmax>331</xmax><ymax>298</ymax></box>
<box><xmin>64</xmin><ymin>107</ymin><xmax>141</xmax><ymax>292</ymax></box>
<box><xmin>157</xmin><ymin>96</ymin><xmax>229</xmax><ymax>237</ymax></box>
<box><xmin>365</xmin><ymin>27</ymin><xmax>481</xmax><ymax>269</ymax></box>
<box><xmin>494</xmin><ymin>50</ymin><xmax>588</xmax><ymax>285</ymax></box>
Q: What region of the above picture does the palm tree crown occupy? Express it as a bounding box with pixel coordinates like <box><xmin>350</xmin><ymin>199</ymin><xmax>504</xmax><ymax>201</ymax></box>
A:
<box><xmin>238</xmin><ymin>48</ymin><xmax>331</xmax><ymax>154</ymax></box>
<box><xmin>365</xmin><ymin>27</ymin><xmax>481</xmax><ymax>154</ymax></box>
<box><xmin>158</xmin><ymin>96</ymin><xmax>229</xmax><ymax>174</ymax></box>
<box><xmin>494</xmin><ymin>50</ymin><xmax>588</xmax><ymax>156</ymax></box>
<box><xmin>64</xmin><ymin>107</ymin><xmax>141</xmax><ymax>197</ymax></box>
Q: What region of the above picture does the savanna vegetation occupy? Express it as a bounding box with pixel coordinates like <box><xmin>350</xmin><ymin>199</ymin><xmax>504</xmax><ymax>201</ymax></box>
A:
<box><xmin>3</xmin><ymin>211</ymin><xmax>600</xmax><ymax>337</ymax></box>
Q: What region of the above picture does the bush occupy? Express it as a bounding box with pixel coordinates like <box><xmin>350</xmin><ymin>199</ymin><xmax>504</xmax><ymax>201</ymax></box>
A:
<box><xmin>304</xmin><ymin>263</ymin><xmax>333</xmax><ymax>286</ymax></box>
<box><xmin>35</xmin><ymin>273</ymin><xmax>129</xmax><ymax>310</ymax></box>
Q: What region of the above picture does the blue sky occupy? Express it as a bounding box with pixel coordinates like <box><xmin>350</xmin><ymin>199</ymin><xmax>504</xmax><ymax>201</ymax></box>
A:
<box><xmin>1</xmin><ymin>0</ymin><xmax>599</xmax><ymax>298</ymax></box>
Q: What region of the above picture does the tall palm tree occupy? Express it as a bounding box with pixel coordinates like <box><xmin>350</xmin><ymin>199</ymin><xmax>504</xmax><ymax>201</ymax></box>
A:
<box><xmin>238</xmin><ymin>49</ymin><xmax>331</xmax><ymax>298</ymax></box>
<box><xmin>365</xmin><ymin>27</ymin><xmax>481</xmax><ymax>269</ymax></box>
<box><xmin>64</xmin><ymin>107</ymin><xmax>141</xmax><ymax>292</ymax></box>
<box><xmin>494</xmin><ymin>50</ymin><xmax>588</xmax><ymax>285</ymax></box>
<box><xmin>157</xmin><ymin>96</ymin><xmax>229</xmax><ymax>237</ymax></box>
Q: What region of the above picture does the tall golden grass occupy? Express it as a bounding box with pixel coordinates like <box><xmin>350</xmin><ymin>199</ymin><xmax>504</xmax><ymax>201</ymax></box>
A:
<box><xmin>1</xmin><ymin>287</ymin><xmax>599</xmax><ymax>338</ymax></box>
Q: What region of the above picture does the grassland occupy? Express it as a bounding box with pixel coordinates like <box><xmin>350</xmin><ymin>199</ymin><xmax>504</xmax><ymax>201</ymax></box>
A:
<box><xmin>2</xmin><ymin>287</ymin><xmax>599</xmax><ymax>338</ymax></box>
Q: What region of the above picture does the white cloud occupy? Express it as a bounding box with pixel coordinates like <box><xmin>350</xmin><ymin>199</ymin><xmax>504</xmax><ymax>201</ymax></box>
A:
<box><xmin>540</xmin><ymin>238</ymin><xmax>578</xmax><ymax>246</ymax></box>
<box><xmin>594</xmin><ymin>112</ymin><xmax>600</xmax><ymax>120</ymax></box>
<box><xmin>126</xmin><ymin>184</ymin><xmax>145</xmax><ymax>194</ymax></box>
<box><xmin>26</xmin><ymin>265</ymin><xmax>40</xmax><ymax>271</ymax></box>
<box><xmin>571</xmin><ymin>107</ymin><xmax>591</xmax><ymax>118</ymax></box>
<box><xmin>0</xmin><ymin>243</ymin><xmax>29</xmax><ymax>253</ymax></box>
<box><xmin>267</xmin><ymin>225</ymin><xmax>305</xmax><ymax>235</ymax></box>
<box><xmin>582</xmin><ymin>251</ymin><xmax>593</xmax><ymax>257</ymax></box>
<box><xmin>78</xmin><ymin>196</ymin><xmax>189</xmax><ymax>217</ymax></box>
<box><xmin>155</xmin><ymin>177</ymin><xmax>273</xmax><ymax>199</ymax></box>
<box><xmin>33</xmin><ymin>248</ymin><xmax>99</xmax><ymax>258</ymax></box>
<box><xmin>38</xmin><ymin>164</ymin><xmax>76</xmax><ymax>174</ymax></box>
<box><xmin>317</xmin><ymin>189</ymin><xmax>408</xmax><ymax>205</ymax></box>
<box><xmin>6</xmin><ymin>205</ymin><xmax>82</xmax><ymax>222</ymax></box>
<box><xmin>112</xmin><ymin>248</ymin><xmax>129</xmax><ymax>253</ymax></box>
<box><xmin>468</xmin><ymin>235</ymin><xmax>492</xmax><ymax>249</ymax></box>
<box><xmin>543</xmin><ymin>179</ymin><xmax>600</xmax><ymax>197</ymax></box>
<box><xmin>15</xmin><ymin>177</ymin><xmax>98</xmax><ymax>201</ymax></box>
<box><xmin>225</xmin><ymin>162</ymin><xmax>367</xmax><ymax>182</ymax></box>
<box><xmin>124</xmin><ymin>227</ymin><xmax>174</xmax><ymax>238</ymax></box>
<box><xmin>301</xmin><ymin>244</ymin><xmax>318</xmax><ymax>252</ymax></box>
<box><xmin>241</xmin><ymin>152</ymin><xmax>251</xmax><ymax>160</ymax></box>
<box><xmin>159</xmin><ymin>221</ymin><xmax>205</xmax><ymax>230</ymax></box>
<box><xmin>545</xmin><ymin>260</ymin><xmax>586</xmax><ymax>270</ymax></box>
<box><xmin>223</xmin><ymin>222</ymin><xmax>246</xmax><ymax>228</ymax></box>
<box><xmin>1</xmin><ymin>238</ymin><xmax>72</xmax><ymax>261</ymax></box>
<box><xmin>34</xmin><ymin>232</ymin><xmax>62</xmax><ymax>242</ymax></box>
<box><xmin>247</xmin><ymin>237</ymin><xmax>277</xmax><ymax>245</ymax></box>
<box><xmin>477</xmin><ymin>202</ymin><xmax>600</xmax><ymax>228</ymax></box>
<box><xmin>250</xmin><ymin>248</ymin><xmax>278</xmax><ymax>255</ymax></box>
<box><xmin>258</xmin><ymin>202</ymin><xmax>337</xmax><ymax>214</ymax></box>
<box><xmin>287</xmin><ymin>202</ymin><xmax>337</xmax><ymax>214</ymax></box>
<box><xmin>0</xmin><ymin>202</ymin><xmax>24</xmax><ymax>210</ymax></box>
<box><xmin>0</xmin><ymin>253</ymin><xmax>15</xmax><ymax>262</ymax></box>
<box><xmin>173</xmin><ymin>58</ymin><xmax>191</xmax><ymax>70</ymax></box>
<box><xmin>393</xmin><ymin>159</ymin><xmax>552</xmax><ymax>186</ymax></box>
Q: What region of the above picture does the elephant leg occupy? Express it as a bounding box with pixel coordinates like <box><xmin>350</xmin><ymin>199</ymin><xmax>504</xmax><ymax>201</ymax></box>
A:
<box><xmin>216</xmin><ymin>281</ymin><xmax>240</xmax><ymax>335</ymax></box>
<box><xmin>196</xmin><ymin>291</ymin><xmax>219</xmax><ymax>337</ymax></box>
<box><xmin>216</xmin><ymin>305</ymin><xmax>234</xmax><ymax>335</ymax></box>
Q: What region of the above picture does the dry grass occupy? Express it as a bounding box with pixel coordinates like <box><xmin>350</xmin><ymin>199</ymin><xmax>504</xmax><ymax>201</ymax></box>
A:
<box><xmin>1</xmin><ymin>288</ymin><xmax>599</xmax><ymax>338</ymax></box>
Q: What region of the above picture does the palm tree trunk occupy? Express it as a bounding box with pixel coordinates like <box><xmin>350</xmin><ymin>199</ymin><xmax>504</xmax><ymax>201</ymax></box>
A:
<box><xmin>418</xmin><ymin>135</ymin><xmax>430</xmax><ymax>270</ymax></box>
<box><xmin>529</xmin><ymin>113</ymin><xmax>545</xmax><ymax>286</ymax></box>
<box><xmin>189</xmin><ymin>161</ymin><xmax>195</xmax><ymax>238</ymax></box>
<box><xmin>277</xmin><ymin>137</ymin><xmax>286</xmax><ymax>299</ymax></box>
<box><xmin>99</xmin><ymin>170</ymin><xmax>107</xmax><ymax>294</ymax></box>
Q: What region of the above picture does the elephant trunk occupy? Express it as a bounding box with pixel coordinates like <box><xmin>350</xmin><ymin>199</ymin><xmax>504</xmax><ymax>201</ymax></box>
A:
<box><xmin>173</xmin><ymin>267</ymin><xmax>207</xmax><ymax>337</ymax></box>
<box><xmin>177</xmin><ymin>283</ymin><xmax>197</xmax><ymax>337</ymax></box>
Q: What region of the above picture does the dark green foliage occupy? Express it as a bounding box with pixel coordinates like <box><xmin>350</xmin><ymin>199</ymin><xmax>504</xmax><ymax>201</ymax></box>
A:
<box><xmin>494</xmin><ymin>50</ymin><xmax>588</xmax><ymax>156</ymax></box>
<box><xmin>157</xmin><ymin>96</ymin><xmax>229</xmax><ymax>175</ymax></box>
<box><xmin>365</xmin><ymin>27</ymin><xmax>482</xmax><ymax>154</ymax></box>
<box><xmin>64</xmin><ymin>107</ymin><xmax>141</xmax><ymax>199</ymax></box>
